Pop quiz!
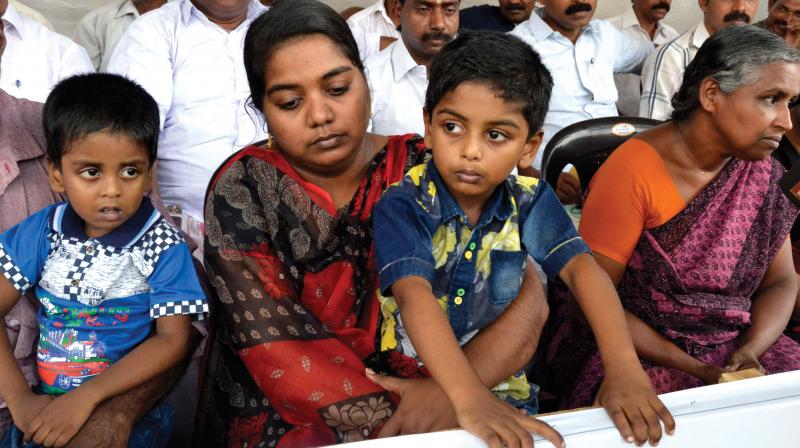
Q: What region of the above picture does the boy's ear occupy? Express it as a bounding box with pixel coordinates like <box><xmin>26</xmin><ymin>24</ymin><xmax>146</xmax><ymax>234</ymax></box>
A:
<box><xmin>423</xmin><ymin>108</ymin><xmax>433</xmax><ymax>149</ymax></box>
<box><xmin>518</xmin><ymin>129</ymin><xmax>544</xmax><ymax>170</ymax></box>
<box><xmin>47</xmin><ymin>160</ymin><xmax>66</xmax><ymax>194</ymax></box>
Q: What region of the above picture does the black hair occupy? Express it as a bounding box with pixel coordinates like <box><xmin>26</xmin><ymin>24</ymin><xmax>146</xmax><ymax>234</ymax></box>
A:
<box><xmin>424</xmin><ymin>31</ymin><xmax>553</xmax><ymax>138</ymax></box>
<box><xmin>43</xmin><ymin>73</ymin><xmax>159</xmax><ymax>168</ymax></box>
<box><xmin>244</xmin><ymin>0</ymin><xmax>364</xmax><ymax>115</ymax></box>
<box><xmin>671</xmin><ymin>25</ymin><xmax>800</xmax><ymax>122</ymax></box>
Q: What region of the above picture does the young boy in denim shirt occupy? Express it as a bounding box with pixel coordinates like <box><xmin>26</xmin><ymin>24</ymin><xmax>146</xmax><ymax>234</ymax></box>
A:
<box><xmin>0</xmin><ymin>73</ymin><xmax>206</xmax><ymax>447</ymax></box>
<box><xmin>372</xmin><ymin>32</ymin><xmax>675</xmax><ymax>448</ymax></box>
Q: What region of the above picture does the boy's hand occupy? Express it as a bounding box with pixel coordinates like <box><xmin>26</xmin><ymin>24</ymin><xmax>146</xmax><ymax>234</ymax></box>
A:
<box><xmin>7</xmin><ymin>391</ymin><xmax>52</xmax><ymax>436</ymax></box>
<box><xmin>454</xmin><ymin>389</ymin><xmax>564</xmax><ymax>448</ymax></box>
<box><xmin>26</xmin><ymin>389</ymin><xmax>98</xmax><ymax>447</ymax></box>
<box><xmin>596</xmin><ymin>367</ymin><xmax>674</xmax><ymax>447</ymax></box>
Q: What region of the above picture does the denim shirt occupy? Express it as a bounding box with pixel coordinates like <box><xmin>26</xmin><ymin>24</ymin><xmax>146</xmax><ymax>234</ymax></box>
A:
<box><xmin>374</xmin><ymin>160</ymin><xmax>590</xmax><ymax>355</ymax></box>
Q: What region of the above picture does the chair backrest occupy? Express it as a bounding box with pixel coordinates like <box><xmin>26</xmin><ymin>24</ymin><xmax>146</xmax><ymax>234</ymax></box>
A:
<box><xmin>540</xmin><ymin>117</ymin><xmax>661</xmax><ymax>191</ymax></box>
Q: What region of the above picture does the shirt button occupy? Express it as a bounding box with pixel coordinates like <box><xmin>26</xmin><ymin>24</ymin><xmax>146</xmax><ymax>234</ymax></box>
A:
<box><xmin>456</xmin><ymin>288</ymin><xmax>466</xmax><ymax>297</ymax></box>
<box><xmin>71</xmin><ymin>280</ymin><xmax>79</xmax><ymax>287</ymax></box>
<box><xmin>468</xmin><ymin>242</ymin><xmax>477</xmax><ymax>250</ymax></box>
<box><xmin>590</xmin><ymin>57</ymin><xmax>595</xmax><ymax>64</ymax></box>
<box><xmin>464</xmin><ymin>251</ymin><xmax>473</xmax><ymax>261</ymax></box>
<box><xmin>454</xmin><ymin>297</ymin><xmax>463</xmax><ymax>305</ymax></box>
<box><xmin>86</xmin><ymin>246</ymin><xmax>95</xmax><ymax>255</ymax></box>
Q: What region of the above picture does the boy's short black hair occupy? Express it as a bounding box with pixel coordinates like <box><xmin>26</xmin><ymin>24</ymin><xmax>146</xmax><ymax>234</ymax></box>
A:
<box><xmin>43</xmin><ymin>73</ymin><xmax>160</xmax><ymax>168</ymax></box>
<box><xmin>425</xmin><ymin>31</ymin><xmax>553</xmax><ymax>138</ymax></box>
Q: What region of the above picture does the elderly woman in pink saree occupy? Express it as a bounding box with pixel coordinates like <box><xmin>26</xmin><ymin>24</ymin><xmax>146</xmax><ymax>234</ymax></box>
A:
<box><xmin>551</xmin><ymin>26</ymin><xmax>800</xmax><ymax>408</ymax></box>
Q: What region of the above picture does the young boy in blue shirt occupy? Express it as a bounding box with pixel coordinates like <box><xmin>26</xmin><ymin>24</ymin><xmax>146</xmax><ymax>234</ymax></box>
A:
<box><xmin>372</xmin><ymin>32</ymin><xmax>675</xmax><ymax>448</ymax></box>
<box><xmin>0</xmin><ymin>74</ymin><xmax>206</xmax><ymax>447</ymax></box>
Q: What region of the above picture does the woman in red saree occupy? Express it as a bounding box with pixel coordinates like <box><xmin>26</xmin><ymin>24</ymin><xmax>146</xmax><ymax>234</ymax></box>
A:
<box><xmin>551</xmin><ymin>26</ymin><xmax>800</xmax><ymax>407</ymax></box>
<box><xmin>197</xmin><ymin>1</ymin><xmax>550</xmax><ymax>446</ymax></box>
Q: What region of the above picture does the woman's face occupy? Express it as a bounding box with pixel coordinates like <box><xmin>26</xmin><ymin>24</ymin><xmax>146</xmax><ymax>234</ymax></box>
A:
<box><xmin>261</xmin><ymin>34</ymin><xmax>370</xmax><ymax>176</ymax></box>
<box><xmin>712</xmin><ymin>62</ymin><xmax>800</xmax><ymax>160</ymax></box>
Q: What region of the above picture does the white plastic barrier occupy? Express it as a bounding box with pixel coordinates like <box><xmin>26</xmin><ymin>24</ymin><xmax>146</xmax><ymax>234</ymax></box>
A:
<box><xmin>337</xmin><ymin>370</ymin><xmax>800</xmax><ymax>448</ymax></box>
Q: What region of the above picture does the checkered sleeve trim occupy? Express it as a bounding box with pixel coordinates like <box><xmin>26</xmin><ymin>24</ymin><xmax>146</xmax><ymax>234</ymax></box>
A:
<box><xmin>0</xmin><ymin>243</ymin><xmax>32</xmax><ymax>294</ymax></box>
<box><xmin>140</xmin><ymin>220</ymin><xmax>184</xmax><ymax>266</ymax></box>
<box><xmin>150</xmin><ymin>299</ymin><xmax>209</xmax><ymax>321</ymax></box>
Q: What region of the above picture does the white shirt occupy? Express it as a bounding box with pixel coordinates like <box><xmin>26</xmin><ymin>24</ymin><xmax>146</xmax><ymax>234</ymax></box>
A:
<box><xmin>640</xmin><ymin>21</ymin><xmax>709</xmax><ymax>120</ymax></box>
<box><xmin>607</xmin><ymin>8</ymin><xmax>678</xmax><ymax>117</ymax></box>
<box><xmin>73</xmin><ymin>0</ymin><xmax>141</xmax><ymax>72</ymax></box>
<box><xmin>510</xmin><ymin>11</ymin><xmax>653</xmax><ymax>168</ymax></box>
<box><xmin>366</xmin><ymin>40</ymin><xmax>427</xmax><ymax>137</ymax></box>
<box><xmin>347</xmin><ymin>0</ymin><xmax>400</xmax><ymax>61</ymax></box>
<box><xmin>0</xmin><ymin>1</ymin><xmax>94</xmax><ymax>103</ymax></box>
<box><xmin>107</xmin><ymin>0</ymin><xmax>268</xmax><ymax>221</ymax></box>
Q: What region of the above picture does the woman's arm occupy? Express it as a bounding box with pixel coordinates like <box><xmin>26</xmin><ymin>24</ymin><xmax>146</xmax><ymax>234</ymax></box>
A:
<box><xmin>596</xmin><ymin>253</ymin><xmax>724</xmax><ymax>384</ymax></box>
<box><xmin>27</xmin><ymin>315</ymin><xmax>192</xmax><ymax>447</ymax></box>
<box><xmin>730</xmin><ymin>238</ymin><xmax>797</xmax><ymax>368</ymax></box>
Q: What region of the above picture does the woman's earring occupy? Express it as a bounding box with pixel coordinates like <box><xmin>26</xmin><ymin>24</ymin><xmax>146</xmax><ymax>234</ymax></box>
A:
<box><xmin>267</xmin><ymin>132</ymin><xmax>273</xmax><ymax>149</ymax></box>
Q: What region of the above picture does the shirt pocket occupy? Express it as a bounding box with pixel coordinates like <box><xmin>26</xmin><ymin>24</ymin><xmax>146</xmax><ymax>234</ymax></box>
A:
<box><xmin>489</xmin><ymin>250</ymin><xmax>526</xmax><ymax>305</ymax></box>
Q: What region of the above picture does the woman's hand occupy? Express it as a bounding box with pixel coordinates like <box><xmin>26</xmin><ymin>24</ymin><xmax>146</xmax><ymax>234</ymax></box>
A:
<box><xmin>454</xmin><ymin>389</ymin><xmax>564</xmax><ymax>448</ymax></box>
<box><xmin>596</xmin><ymin>366</ymin><xmax>675</xmax><ymax>447</ymax></box>
<box><xmin>724</xmin><ymin>347</ymin><xmax>765</xmax><ymax>374</ymax></box>
<box><xmin>691</xmin><ymin>363</ymin><xmax>726</xmax><ymax>385</ymax></box>
<box><xmin>366</xmin><ymin>373</ymin><xmax>459</xmax><ymax>436</ymax></box>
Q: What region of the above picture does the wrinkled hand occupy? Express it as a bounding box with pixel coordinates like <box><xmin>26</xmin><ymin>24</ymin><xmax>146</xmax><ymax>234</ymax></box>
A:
<box><xmin>366</xmin><ymin>372</ymin><xmax>458</xmax><ymax>436</ymax></box>
<box><xmin>692</xmin><ymin>363</ymin><xmax>725</xmax><ymax>385</ymax></box>
<box><xmin>454</xmin><ymin>389</ymin><xmax>564</xmax><ymax>448</ymax></box>
<box><xmin>27</xmin><ymin>390</ymin><xmax>97</xmax><ymax>447</ymax></box>
<box><xmin>725</xmin><ymin>347</ymin><xmax>765</xmax><ymax>374</ymax></box>
<box><xmin>7</xmin><ymin>392</ymin><xmax>53</xmax><ymax>437</ymax></box>
<box><xmin>555</xmin><ymin>172</ymin><xmax>581</xmax><ymax>204</ymax></box>
<box><xmin>595</xmin><ymin>367</ymin><xmax>675</xmax><ymax>447</ymax></box>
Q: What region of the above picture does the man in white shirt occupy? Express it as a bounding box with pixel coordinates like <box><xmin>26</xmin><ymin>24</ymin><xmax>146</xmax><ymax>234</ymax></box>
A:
<box><xmin>510</xmin><ymin>0</ymin><xmax>652</xmax><ymax>173</ymax></box>
<box><xmin>74</xmin><ymin>0</ymin><xmax>167</xmax><ymax>72</ymax></box>
<box><xmin>364</xmin><ymin>0</ymin><xmax>459</xmax><ymax>135</ymax></box>
<box><xmin>0</xmin><ymin>0</ymin><xmax>93</xmax><ymax>103</ymax></box>
<box><xmin>607</xmin><ymin>0</ymin><xmax>678</xmax><ymax>116</ymax></box>
<box><xmin>640</xmin><ymin>0</ymin><xmax>758</xmax><ymax>120</ymax></box>
<box><xmin>347</xmin><ymin>0</ymin><xmax>401</xmax><ymax>60</ymax></box>
<box><xmin>108</xmin><ymin>0</ymin><xmax>268</xmax><ymax>245</ymax></box>
<box><xmin>366</xmin><ymin>0</ymin><xmax>459</xmax><ymax>137</ymax></box>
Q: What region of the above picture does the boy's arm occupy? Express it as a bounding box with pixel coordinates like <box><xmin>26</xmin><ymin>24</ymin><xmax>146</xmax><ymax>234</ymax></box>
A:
<box><xmin>372</xmin><ymin>259</ymin><xmax>548</xmax><ymax>436</ymax></box>
<box><xmin>390</xmin><ymin>276</ymin><xmax>563</xmax><ymax>448</ymax></box>
<box><xmin>560</xmin><ymin>254</ymin><xmax>675</xmax><ymax>446</ymax></box>
<box><xmin>522</xmin><ymin>182</ymin><xmax>673</xmax><ymax>446</ymax></box>
<box><xmin>27</xmin><ymin>315</ymin><xmax>192</xmax><ymax>447</ymax></box>
<box><xmin>0</xmin><ymin>276</ymin><xmax>54</xmax><ymax>436</ymax></box>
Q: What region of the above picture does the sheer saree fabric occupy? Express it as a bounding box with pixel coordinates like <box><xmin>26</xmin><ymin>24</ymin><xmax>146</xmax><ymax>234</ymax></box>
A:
<box><xmin>202</xmin><ymin>135</ymin><xmax>428</xmax><ymax>447</ymax></box>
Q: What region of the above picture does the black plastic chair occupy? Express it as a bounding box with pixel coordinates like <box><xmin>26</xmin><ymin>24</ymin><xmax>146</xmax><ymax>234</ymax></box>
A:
<box><xmin>540</xmin><ymin>117</ymin><xmax>662</xmax><ymax>191</ymax></box>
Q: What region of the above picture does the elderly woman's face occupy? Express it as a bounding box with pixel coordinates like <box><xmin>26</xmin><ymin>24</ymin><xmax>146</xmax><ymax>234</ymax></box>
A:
<box><xmin>261</xmin><ymin>34</ymin><xmax>370</xmax><ymax>176</ymax></box>
<box><xmin>712</xmin><ymin>62</ymin><xmax>800</xmax><ymax>160</ymax></box>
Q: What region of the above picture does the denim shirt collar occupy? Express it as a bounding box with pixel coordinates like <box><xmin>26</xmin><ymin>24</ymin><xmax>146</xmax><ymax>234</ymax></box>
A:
<box><xmin>425</xmin><ymin>159</ymin><xmax>515</xmax><ymax>227</ymax></box>
<box><xmin>59</xmin><ymin>196</ymin><xmax>155</xmax><ymax>247</ymax></box>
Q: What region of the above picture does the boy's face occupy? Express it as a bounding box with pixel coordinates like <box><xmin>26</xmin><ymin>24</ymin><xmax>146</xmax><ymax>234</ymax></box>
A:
<box><xmin>425</xmin><ymin>81</ymin><xmax>542</xmax><ymax>210</ymax></box>
<box><xmin>48</xmin><ymin>131</ymin><xmax>152</xmax><ymax>239</ymax></box>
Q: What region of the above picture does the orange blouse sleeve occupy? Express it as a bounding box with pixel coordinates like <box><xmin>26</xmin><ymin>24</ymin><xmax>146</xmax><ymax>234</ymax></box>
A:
<box><xmin>579</xmin><ymin>139</ymin><xmax>686</xmax><ymax>265</ymax></box>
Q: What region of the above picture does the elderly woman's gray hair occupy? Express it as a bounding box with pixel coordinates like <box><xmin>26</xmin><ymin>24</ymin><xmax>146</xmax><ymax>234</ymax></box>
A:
<box><xmin>670</xmin><ymin>25</ymin><xmax>800</xmax><ymax>122</ymax></box>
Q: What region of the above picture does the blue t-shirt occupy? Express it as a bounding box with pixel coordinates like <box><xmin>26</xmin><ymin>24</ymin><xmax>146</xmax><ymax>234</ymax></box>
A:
<box><xmin>0</xmin><ymin>198</ymin><xmax>207</xmax><ymax>394</ymax></box>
